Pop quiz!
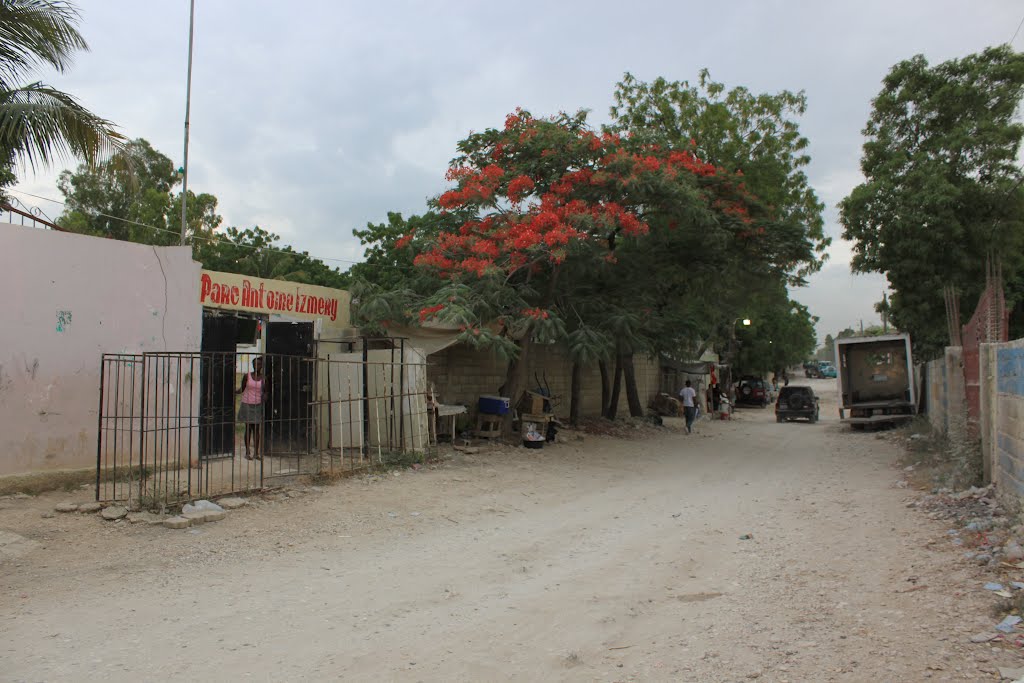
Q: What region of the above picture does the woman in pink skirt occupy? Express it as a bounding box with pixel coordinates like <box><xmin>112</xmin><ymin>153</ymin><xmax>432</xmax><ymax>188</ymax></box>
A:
<box><xmin>236</xmin><ymin>357</ymin><xmax>266</xmax><ymax>459</ymax></box>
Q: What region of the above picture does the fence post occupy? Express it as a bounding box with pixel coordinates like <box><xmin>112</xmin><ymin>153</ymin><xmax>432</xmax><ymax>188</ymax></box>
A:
<box><xmin>95</xmin><ymin>357</ymin><xmax>107</xmax><ymax>501</ymax></box>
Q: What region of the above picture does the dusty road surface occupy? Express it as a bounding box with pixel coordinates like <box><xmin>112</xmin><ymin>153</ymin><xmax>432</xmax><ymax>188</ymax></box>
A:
<box><xmin>1</xmin><ymin>379</ymin><xmax>1021</xmax><ymax>681</ymax></box>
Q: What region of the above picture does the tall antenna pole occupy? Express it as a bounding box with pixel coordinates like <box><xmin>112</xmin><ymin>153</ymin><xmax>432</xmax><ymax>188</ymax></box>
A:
<box><xmin>180</xmin><ymin>0</ymin><xmax>196</xmax><ymax>246</ymax></box>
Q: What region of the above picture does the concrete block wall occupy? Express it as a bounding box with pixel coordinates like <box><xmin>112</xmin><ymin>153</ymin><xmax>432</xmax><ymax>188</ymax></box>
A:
<box><xmin>991</xmin><ymin>340</ymin><xmax>1024</xmax><ymax>497</ymax></box>
<box><xmin>945</xmin><ymin>346</ymin><xmax>966</xmax><ymax>439</ymax></box>
<box><xmin>926</xmin><ymin>358</ymin><xmax>948</xmax><ymax>433</ymax></box>
<box><xmin>0</xmin><ymin>224</ymin><xmax>201</xmax><ymax>476</ymax></box>
<box><xmin>427</xmin><ymin>342</ymin><xmax>661</xmax><ymax>421</ymax></box>
<box><xmin>925</xmin><ymin>346</ymin><xmax>966</xmax><ymax>438</ymax></box>
<box><xmin>980</xmin><ymin>343</ymin><xmax>996</xmax><ymax>483</ymax></box>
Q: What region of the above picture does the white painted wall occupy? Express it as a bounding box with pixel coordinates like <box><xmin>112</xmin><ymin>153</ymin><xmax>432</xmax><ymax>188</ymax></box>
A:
<box><xmin>0</xmin><ymin>224</ymin><xmax>201</xmax><ymax>475</ymax></box>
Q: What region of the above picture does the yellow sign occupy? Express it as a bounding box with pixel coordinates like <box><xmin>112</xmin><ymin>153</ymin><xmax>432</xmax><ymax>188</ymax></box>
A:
<box><xmin>199</xmin><ymin>270</ymin><xmax>350</xmax><ymax>325</ymax></box>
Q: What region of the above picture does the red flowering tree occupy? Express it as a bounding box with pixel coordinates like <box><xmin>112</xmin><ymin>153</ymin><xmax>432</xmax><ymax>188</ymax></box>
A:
<box><xmin>382</xmin><ymin>109</ymin><xmax>778</xmax><ymax>427</ymax></box>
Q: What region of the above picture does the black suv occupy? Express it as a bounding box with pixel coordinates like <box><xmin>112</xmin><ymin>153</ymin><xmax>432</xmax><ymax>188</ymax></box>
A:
<box><xmin>775</xmin><ymin>385</ymin><xmax>819</xmax><ymax>423</ymax></box>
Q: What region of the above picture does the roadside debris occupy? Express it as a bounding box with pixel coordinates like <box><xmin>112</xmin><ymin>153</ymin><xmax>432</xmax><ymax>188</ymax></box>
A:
<box><xmin>997</xmin><ymin>616</ymin><xmax>1022</xmax><ymax>634</ymax></box>
<box><xmin>999</xmin><ymin>665</ymin><xmax>1024</xmax><ymax>680</ymax></box>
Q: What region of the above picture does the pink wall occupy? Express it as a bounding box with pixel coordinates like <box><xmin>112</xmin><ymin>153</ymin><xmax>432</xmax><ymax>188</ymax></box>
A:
<box><xmin>0</xmin><ymin>224</ymin><xmax>201</xmax><ymax>475</ymax></box>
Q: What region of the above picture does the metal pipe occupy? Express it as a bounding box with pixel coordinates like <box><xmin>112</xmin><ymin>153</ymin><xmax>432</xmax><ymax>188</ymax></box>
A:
<box><xmin>180</xmin><ymin>0</ymin><xmax>196</xmax><ymax>246</ymax></box>
<box><xmin>399</xmin><ymin>338</ymin><xmax>406</xmax><ymax>450</ymax></box>
<box><xmin>95</xmin><ymin>357</ymin><xmax>106</xmax><ymax>501</ymax></box>
<box><xmin>362</xmin><ymin>338</ymin><xmax>369</xmax><ymax>456</ymax></box>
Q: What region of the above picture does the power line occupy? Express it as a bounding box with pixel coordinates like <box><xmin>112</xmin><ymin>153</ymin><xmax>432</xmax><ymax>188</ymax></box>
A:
<box><xmin>7</xmin><ymin>187</ymin><xmax>371</xmax><ymax>267</ymax></box>
<box><xmin>1012</xmin><ymin>12</ymin><xmax>1024</xmax><ymax>45</ymax></box>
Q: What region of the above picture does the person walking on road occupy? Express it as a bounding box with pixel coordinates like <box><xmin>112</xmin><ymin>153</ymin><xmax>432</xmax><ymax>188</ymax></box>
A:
<box><xmin>679</xmin><ymin>380</ymin><xmax>697</xmax><ymax>434</ymax></box>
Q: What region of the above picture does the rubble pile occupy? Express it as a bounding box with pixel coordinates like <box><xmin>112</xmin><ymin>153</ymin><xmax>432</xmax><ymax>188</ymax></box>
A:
<box><xmin>909</xmin><ymin>484</ymin><xmax>1020</xmax><ymax>567</ymax></box>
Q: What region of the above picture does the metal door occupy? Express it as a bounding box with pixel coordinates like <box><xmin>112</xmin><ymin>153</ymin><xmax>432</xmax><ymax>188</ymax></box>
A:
<box><xmin>199</xmin><ymin>315</ymin><xmax>238</xmax><ymax>458</ymax></box>
<box><xmin>265</xmin><ymin>322</ymin><xmax>314</xmax><ymax>456</ymax></box>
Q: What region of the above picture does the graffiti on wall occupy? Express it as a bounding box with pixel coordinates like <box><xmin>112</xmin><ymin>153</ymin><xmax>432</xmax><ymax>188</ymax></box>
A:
<box><xmin>55</xmin><ymin>310</ymin><xmax>72</xmax><ymax>333</ymax></box>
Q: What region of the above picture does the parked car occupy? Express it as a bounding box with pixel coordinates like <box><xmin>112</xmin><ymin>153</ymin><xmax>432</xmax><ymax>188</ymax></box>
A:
<box><xmin>818</xmin><ymin>361</ymin><xmax>837</xmax><ymax>379</ymax></box>
<box><xmin>804</xmin><ymin>361</ymin><xmax>821</xmax><ymax>378</ymax></box>
<box><xmin>775</xmin><ymin>385</ymin><xmax>820</xmax><ymax>423</ymax></box>
<box><xmin>736</xmin><ymin>376</ymin><xmax>769</xmax><ymax>408</ymax></box>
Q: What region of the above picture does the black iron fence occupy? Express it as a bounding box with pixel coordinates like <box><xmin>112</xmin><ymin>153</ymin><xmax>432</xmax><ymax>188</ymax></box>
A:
<box><xmin>97</xmin><ymin>347</ymin><xmax>432</xmax><ymax>507</ymax></box>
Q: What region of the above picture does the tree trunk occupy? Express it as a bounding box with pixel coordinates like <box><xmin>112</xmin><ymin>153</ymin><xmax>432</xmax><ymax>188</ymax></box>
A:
<box><xmin>605</xmin><ymin>355</ymin><xmax>624</xmax><ymax>420</ymax></box>
<box><xmin>569</xmin><ymin>361</ymin><xmax>582</xmax><ymax>426</ymax></box>
<box><xmin>599</xmin><ymin>360</ymin><xmax>610</xmax><ymax>417</ymax></box>
<box><xmin>622</xmin><ymin>352</ymin><xmax>644</xmax><ymax>417</ymax></box>
<box><xmin>501</xmin><ymin>330</ymin><xmax>534</xmax><ymax>438</ymax></box>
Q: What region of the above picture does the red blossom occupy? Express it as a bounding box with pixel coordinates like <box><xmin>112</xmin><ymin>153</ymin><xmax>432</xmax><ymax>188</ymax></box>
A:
<box><xmin>395</xmin><ymin>230</ymin><xmax>415</xmax><ymax>249</ymax></box>
<box><xmin>418</xmin><ymin>304</ymin><xmax>444</xmax><ymax>322</ymax></box>
<box><xmin>506</xmin><ymin>175</ymin><xmax>535</xmax><ymax>203</ymax></box>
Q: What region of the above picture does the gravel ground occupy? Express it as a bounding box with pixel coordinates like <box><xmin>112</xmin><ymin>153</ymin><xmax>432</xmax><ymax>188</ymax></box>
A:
<box><xmin>1</xmin><ymin>378</ymin><xmax>1022</xmax><ymax>681</ymax></box>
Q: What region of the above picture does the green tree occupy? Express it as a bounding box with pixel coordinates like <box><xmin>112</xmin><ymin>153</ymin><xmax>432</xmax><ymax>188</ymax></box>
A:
<box><xmin>58</xmin><ymin>138</ymin><xmax>220</xmax><ymax>244</ymax></box>
<box><xmin>608</xmin><ymin>71</ymin><xmax>829</xmax><ymax>392</ymax></box>
<box><xmin>735</xmin><ymin>284</ymin><xmax>817</xmax><ymax>375</ymax></box>
<box><xmin>195</xmin><ymin>225</ymin><xmax>349</xmax><ymax>289</ymax></box>
<box><xmin>609</xmin><ymin>70</ymin><xmax>830</xmax><ymax>280</ymax></box>
<box><xmin>839</xmin><ymin>46</ymin><xmax>1024</xmax><ymax>358</ymax></box>
<box><xmin>58</xmin><ymin>138</ymin><xmax>348</xmax><ymax>288</ymax></box>
<box><xmin>817</xmin><ymin>333</ymin><xmax>835</xmax><ymax>362</ymax></box>
<box><xmin>0</xmin><ymin>0</ymin><xmax>124</xmax><ymax>199</ymax></box>
<box><xmin>348</xmin><ymin>211</ymin><xmax>455</xmax><ymax>291</ymax></box>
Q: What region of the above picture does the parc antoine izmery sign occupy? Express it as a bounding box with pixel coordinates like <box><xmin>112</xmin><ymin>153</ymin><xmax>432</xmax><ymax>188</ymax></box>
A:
<box><xmin>199</xmin><ymin>270</ymin><xmax>348</xmax><ymax>324</ymax></box>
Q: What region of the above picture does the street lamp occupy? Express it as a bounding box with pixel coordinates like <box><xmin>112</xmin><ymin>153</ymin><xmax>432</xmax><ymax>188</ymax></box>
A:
<box><xmin>726</xmin><ymin>317</ymin><xmax>752</xmax><ymax>388</ymax></box>
<box><xmin>731</xmin><ymin>317</ymin><xmax>751</xmax><ymax>343</ymax></box>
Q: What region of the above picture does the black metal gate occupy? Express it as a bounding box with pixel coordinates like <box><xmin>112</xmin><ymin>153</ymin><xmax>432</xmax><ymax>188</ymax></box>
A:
<box><xmin>97</xmin><ymin>351</ymin><xmax>320</xmax><ymax>506</ymax></box>
<box><xmin>96</xmin><ymin>342</ymin><xmax>434</xmax><ymax>507</ymax></box>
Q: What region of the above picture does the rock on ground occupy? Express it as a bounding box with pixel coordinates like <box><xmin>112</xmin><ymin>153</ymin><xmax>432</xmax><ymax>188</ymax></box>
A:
<box><xmin>55</xmin><ymin>502</ymin><xmax>78</xmax><ymax>513</ymax></box>
<box><xmin>100</xmin><ymin>505</ymin><xmax>128</xmax><ymax>521</ymax></box>
<box><xmin>183</xmin><ymin>509</ymin><xmax>226</xmax><ymax>524</ymax></box>
<box><xmin>217</xmin><ymin>497</ymin><xmax>247</xmax><ymax>510</ymax></box>
<box><xmin>162</xmin><ymin>516</ymin><xmax>190</xmax><ymax>529</ymax></box>
<box><xmin>77</xmin><ymin>502</ymin><xmax>102</xmax><ymax>513</ymax></box>
<box><xmin>182</xmin><ymin>500</ymin><xmax>225</xmax><ymax>514</ymax></box>
<box><xmin>127</xmin><ymin>512</ymin><xmax>165</xmax><ymax>525</ymax></box>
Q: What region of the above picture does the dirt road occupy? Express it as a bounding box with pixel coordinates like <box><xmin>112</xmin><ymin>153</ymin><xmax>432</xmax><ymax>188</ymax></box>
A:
<box><xmin>1</xmin><ymin>379</ymin><xmax>1020</xmax><ymax>681</ymax></box>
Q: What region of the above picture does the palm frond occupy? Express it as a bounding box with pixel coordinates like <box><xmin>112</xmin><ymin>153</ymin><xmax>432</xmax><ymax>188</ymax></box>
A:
<box><xmin>0</xmin><ymin>81</ymin><xmax>125</xmax><ymax>169</ymax></box>
<box><xmin>0</xmin><ymin>0</ymin><xmax>87</xmax><ymax>89</ymax></box>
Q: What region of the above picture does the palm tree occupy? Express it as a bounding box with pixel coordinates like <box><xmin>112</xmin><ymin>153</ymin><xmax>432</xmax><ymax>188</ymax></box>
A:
<box><xmin>0</xmin><ymin>0</ymin><xmax>123</xmax><ymax>182</ymax></box>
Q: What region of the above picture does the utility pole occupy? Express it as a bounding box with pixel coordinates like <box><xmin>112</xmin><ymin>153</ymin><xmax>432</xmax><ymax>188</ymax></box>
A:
<box><xmin>180</xmin><ymin>0</ymin><xmax>196</xmax><ymax>246</ymax></box>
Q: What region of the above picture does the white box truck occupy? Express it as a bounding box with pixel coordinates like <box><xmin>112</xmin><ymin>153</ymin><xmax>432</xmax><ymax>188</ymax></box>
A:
<box><xmin>834</xmin><ymin>333</ymin><xmax>916</xmax><ymax>427</ymax></box>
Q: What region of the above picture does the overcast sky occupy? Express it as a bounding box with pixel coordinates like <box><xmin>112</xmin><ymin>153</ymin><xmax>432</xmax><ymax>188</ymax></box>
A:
<box><xmin>11</xmin><ymin>1</ymin><xmax>1024</xmax><ymax>343</ymax></box>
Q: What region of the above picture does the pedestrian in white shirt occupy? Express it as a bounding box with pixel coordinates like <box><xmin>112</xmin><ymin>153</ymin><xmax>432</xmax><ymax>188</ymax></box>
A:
<box><xmin>679</xmin><ymin>380</ymin><xmax>697</xmax><ymax>434</ymax></box>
